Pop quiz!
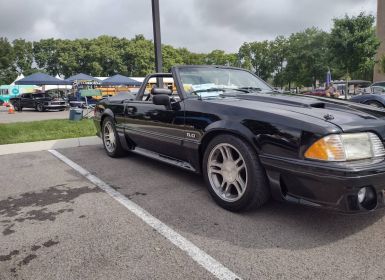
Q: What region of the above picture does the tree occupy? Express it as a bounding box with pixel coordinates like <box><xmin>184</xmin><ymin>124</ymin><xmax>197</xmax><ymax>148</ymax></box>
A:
<box><xmin>177</xmin><ymin>48</ymin><xmax>206</xmax><ymax>65</ymax></box>
<box><xmin>285</xmin><ymin>28</ymin><xmax>330</xmax><ymax>87</ymax></box>
<box><xmin>13</xmin><ymin>39</ymin><xmax>33</xmax><ymax>75</ymax></box>
<box><xmin>238</xmin><ymin>40</ymin><xmax>277</xmax><ymax>80</ymax></box>
<box><xmin>162</xmin><ymin>44</ymin><xmax>184</xmax><ymax>72</ymax></box>
<box><xmin>33</xmin><ymin>38</ymin><xmax>60</xmax><ymax>75</ymax></box>
<box><xmin>123</xmin><ymin>35</ymin><xmax>155</xmax><ymax>76</ymax></box>
<box><xmin>205</xmin><ymin>50</ymin><xmax>238</xmax><ymax>66</ymax></box>
<box><xmin>0</xmin><ymin>37</ymin><xmax>16</xmax><ymax>84</ymax></box>
<box><xmin>271</xmin><ymin>36</ymin><xmax>288</xmax><ymax>87</ymax></box>
<box><xmin>329</xmin><ymin>13</ymin><xmax>380</xmax><ymax>80</ymax></box>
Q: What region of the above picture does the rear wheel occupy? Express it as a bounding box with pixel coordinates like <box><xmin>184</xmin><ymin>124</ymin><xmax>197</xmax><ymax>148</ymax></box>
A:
<box><xmin>102</xmin><ymin>117</ymin><xmax>126</xmax><ymax>157</ymax></box>
<box><xmin>365</xmin><ymin>100</ymin><xmax>384</xmax><ymax>108</ymax></box>
<box><xmin>202</xmin><ymin>134</ymin><xmax>270</xmax><ymax>212</ymax></box>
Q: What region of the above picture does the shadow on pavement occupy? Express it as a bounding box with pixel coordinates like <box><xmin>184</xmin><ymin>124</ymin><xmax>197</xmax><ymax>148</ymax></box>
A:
<box><xmin>82</xmin><ymin>149</ymin><xmax>385</xmax><ymax>251</ymax></box>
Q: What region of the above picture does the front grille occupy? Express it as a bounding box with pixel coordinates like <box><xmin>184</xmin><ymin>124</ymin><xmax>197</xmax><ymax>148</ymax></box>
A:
<box><xmin>51</xmin><ymin>101</ymin><xmax>66</xmax><ymax>105</ymax></box>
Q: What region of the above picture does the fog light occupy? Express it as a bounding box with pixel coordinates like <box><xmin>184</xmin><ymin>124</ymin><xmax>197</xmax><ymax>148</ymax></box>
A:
<box><xmin>357</xmin><ymin>186</ymin><xmax>377</xmax><ymax>210</ymax></box>
<box><xmin>358</xmin><ymin>187</ymin><xmax>366</xmax><ymax>203</ymax></box>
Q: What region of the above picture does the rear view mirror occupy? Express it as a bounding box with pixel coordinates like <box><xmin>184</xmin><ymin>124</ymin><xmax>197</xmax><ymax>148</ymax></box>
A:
<box><xmin>153</xmin><ymin>94</ymin><xmax>171</xmax><ymax>110</ymax></box>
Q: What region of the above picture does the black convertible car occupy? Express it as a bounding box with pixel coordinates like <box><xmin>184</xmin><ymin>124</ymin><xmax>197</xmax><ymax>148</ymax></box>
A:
<box><xmin>94</xmin><ymin>65</ymin><xmax>385</xmax><ymax>213</ymax></box>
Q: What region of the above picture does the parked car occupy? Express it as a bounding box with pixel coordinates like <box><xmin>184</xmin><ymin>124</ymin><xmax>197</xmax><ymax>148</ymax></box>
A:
<box><xmin>94</xmin><ymin>65</ymin><xmax>385</xmax><ymax>213</ymax></box>
<box><xmin>371</xmin><ymin>86</ymin><xmax>385</xmax><ymax>94</ymax></box>
<box><xmin>307</xmin><ymin>81</ymin><xmax>372</xmax><ymax>98</ymax></box>
<box><xmin>303</xmin><ymin>88</ymin><xmax>328</xmax><ymax>97</ymax></box>
<box><xmin>371</xmin><ymin>81</ymin><xmax>385</xmax><ymax>88</ymax></box>
<box><xmin>68</xmin><ymin>96</ymin><xmax>97</xmax><ymax>108</ymax></box>
<box><xmin>349</xmin><ymin>89</ymin><xmax>385</xmax><ymax>108</ymax></box>
<box><xmin>303</xmin><ymin>88</ymin><xmax>342</xmax><ymax>99</ymax></box>
<box><xmin>10</xmin><ymin>92</ymin><xmax>67</xmax><ymax>112</ymax></box>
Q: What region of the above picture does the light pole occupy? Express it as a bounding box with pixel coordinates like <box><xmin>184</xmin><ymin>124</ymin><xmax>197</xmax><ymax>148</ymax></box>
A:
<box><xmin>151</xmin><ymin>0</ymin><xmax>163</xmax><ymax>87</ymax></box>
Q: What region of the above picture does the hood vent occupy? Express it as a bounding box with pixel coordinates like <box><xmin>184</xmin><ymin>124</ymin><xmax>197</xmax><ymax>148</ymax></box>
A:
<box><xmin>309</xmin><ymin>102</ymin><xmax>326</xmax><ymax>108</ymax></box>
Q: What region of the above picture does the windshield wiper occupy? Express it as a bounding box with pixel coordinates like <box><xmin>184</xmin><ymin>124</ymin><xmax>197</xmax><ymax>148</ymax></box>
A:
<box><xmin>190</xmin><ymin>88</ymin><xmax>226</xmax><ymax>95</ymax></box>
<box><xmin>191</xmin><ymin>87</ymin><xmax>251</xmax><ymax>95</ymax></box>
<box><xmin>238</xmin><ymin>87</ymin><xmax>262</xmax><ymax>92</ymax></box>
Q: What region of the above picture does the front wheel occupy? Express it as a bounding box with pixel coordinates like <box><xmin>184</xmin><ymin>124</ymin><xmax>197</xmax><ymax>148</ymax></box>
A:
<box><xmin>13</xmin><ymin>103</ymin><xmax>22</xmax><ymax>111</ymax></box>
<box><xmin>102</xmin><ymin>117</ymin><xmax>126</xmax><ymax>157</ymax></box>
<box><xmin>203</xmin><ymin>134</ymin><xmax>270</xmax><ymax>212</ymax></box>
<box><xmin>36</xmin><ymin>103</ymin><xmax>45</xmax><ymax>112</ymax></box>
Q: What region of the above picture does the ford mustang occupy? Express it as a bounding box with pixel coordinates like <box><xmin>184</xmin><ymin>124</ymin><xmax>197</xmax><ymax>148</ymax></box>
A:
<box><xmin>93</xmin><ymin>65</ymin><xmax>385</xmax><ymax>213</ymax></box>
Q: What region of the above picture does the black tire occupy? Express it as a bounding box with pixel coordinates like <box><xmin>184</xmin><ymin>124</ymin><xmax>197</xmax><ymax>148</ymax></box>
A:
<box><xmin>36</xmin><ymin>103</ymin><xmax>45</xmax><ymax>112</ymax></box>
<box><xmin>365</xmin><ymin>100</ymin><xmax>384</xmax><ymax>108</ymax></box>
<box><xmin>13</xmin><ymin>103</ymin><xmax>22</xmax><ymax>111</ymax></box>
<box><xmin>101</xmin><ymin>117</ymin><xmax>126</xmax><ymax>157</ymax></box>
<box><xmin>202</xmin><ymin>134</ymin><xmax>270</xmax><ymax>212</ymax></box>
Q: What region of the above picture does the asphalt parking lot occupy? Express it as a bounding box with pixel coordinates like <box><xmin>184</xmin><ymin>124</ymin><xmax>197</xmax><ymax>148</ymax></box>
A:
<box><xmin>0</xmin><ymin>107</ymin><xmax>69</xmax><ymax>123</ymax></box>
<box><xmin>1</xmin><ymin>144</ymin><xmax>385</xmax><ymax>279</ymax></box>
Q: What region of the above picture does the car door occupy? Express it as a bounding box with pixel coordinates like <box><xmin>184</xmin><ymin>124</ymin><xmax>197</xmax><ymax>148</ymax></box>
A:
<box><xmin>22</xmin><ymin>93</ymin><xmax>33</xmax><ymax>108</ymax></box>
<box><xmin>122</xmin><ymin>75</ymin><xmax>188</xmax><ymax>161</ymax></box>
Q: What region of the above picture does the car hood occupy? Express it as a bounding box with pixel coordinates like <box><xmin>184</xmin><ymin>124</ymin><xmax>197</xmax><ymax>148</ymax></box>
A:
<box><xmin>209</xmin><ymin>93</ymin><xmax>385</xmax><ymax>133</ymax></box>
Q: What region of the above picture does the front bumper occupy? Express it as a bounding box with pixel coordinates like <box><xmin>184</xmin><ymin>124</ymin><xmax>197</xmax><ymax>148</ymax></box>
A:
<box><xmin>45</xmin><ymin>104</ymin><xmax>67</xmax><ymax>110</ymax></box>
<box><xmin>260</xmin><ymin>155</ymin><xmax>385</xmax><ymax>213</ymax></box>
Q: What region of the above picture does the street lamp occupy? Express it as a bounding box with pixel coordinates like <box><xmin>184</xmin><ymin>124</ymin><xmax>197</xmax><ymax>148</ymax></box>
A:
<box><xmin>151</xmin><ymin>0</ymin><xmax>163</xmax><ymax>87</ymax></box>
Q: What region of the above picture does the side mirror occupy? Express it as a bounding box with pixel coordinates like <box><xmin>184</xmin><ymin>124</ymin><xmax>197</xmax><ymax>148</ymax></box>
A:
<box><xmin>151</xmin><ymin>87</ymin><xmax>172</xmax><ymax>95</ymax></box>
<box><xmin>153</xmin><ymin>94</ymin><xmax>171</xmax><ymax>109</ymax></box>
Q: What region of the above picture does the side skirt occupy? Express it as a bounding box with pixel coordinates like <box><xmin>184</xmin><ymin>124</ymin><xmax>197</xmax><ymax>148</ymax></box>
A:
<box><xmin>131</xmin><ymin>147</ymin><xmax>197</xmax><ymax>173</ymax></box>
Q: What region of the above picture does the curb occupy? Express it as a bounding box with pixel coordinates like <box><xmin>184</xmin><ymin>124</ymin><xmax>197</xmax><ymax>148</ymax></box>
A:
<box><xmin>0</xmin><ymin>136</ymin><xmax>101</xmax><ymax>156</ymax></box>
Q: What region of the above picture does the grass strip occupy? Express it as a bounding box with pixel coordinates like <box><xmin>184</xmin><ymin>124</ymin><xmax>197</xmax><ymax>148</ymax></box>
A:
<box><xmin>0</xmin><ymin>119</ymin><xmax>96</xmax><ymax>145</ymax></box>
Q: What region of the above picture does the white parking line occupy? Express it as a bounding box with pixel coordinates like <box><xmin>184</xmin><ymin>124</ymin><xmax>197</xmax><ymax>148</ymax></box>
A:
<box><xmin>48</xmin><ymin>149</ymin><xmax>242</xmax><ymax>280</ymax></box>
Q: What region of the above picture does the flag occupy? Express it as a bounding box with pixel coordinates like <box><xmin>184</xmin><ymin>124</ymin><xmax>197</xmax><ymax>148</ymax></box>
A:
<box><xmin>326</xmin><ymin>70</ymin><xmax>332</xmax><ymax>86</ymax></box>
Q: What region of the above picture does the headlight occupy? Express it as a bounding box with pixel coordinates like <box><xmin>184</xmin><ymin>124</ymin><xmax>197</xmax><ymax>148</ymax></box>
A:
<box><xmin>304</xmin><ymin>132</ymin><xmax>385</xmax><ymax>161</ymax></box>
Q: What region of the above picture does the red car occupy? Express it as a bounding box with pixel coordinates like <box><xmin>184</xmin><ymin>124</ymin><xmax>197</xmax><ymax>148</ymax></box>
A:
<box><xmin>303</xmin><ymin>89</ymin><xmax>328</xmax><ymax>97</ymax></box>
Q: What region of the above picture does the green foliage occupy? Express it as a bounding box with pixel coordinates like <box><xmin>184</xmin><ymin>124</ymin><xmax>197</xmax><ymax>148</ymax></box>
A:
<box><xmin>329</xmin><ymin>12</ymin><xmax>379</xmax><ymax>80</ymax></box>
<box><xmin>285</xmin><ymin>28</ymin><xmax>330</xmax><ymax>87</ymax></box>
<box><xmin>13</xmin><ymin>39</ymin><xmax>33</xmax><ymax>74</ymax></box>
<box><xmin>0</xmin><ymin>119</ymin><xmax>96</xmax><ymax>145</ymax></box>
<box><xmin>0</xmin><ymin>37</ymin><xmax>16</xmax><ymax>84</ymax></box>
<box><xmin>205</xmin><ymin>50</ymin><xmax>238</xmax><ymax>66</ymax></box>
<box><xmin>0</xmin><ymin>12</ymin><xmax>380</xmax><ymax>86</ymax></box>
<box><xmin>239</xmin><ymin>40</ymin><xmax>277</xmax><ymax>80</ymax></box>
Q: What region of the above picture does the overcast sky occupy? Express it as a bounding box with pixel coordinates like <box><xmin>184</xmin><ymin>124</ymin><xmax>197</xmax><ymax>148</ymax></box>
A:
<box><xmin>0</xmin><ymin>0</ymin><xmax>377</xmax><ymax>53</ymax></box>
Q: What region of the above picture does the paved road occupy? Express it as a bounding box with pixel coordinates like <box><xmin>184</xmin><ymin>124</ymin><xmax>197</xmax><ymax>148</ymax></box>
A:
<box><xmin>1</xmin><ymin>145</ymin><xmax>385</xmax><ymax>279</ymax></box>
<box><xmin>0</xmin><ymin>151</ymin><xmax>211</xmax><ymax>280</ymax></box>
<box><xmin>0</xmin><ymin>107</ymin><xmax>94</xmax><ymax>123</ymax></box>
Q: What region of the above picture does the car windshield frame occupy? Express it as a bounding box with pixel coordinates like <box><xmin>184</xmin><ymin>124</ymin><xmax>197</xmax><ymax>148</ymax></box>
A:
<box><xmin>174</xmin><ymin>66</ymin><xmax>274</xmax><ymax>99</ymax></box>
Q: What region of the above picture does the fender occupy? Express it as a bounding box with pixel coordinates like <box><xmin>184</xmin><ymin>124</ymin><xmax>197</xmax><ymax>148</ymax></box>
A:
<box><xmin>201</xmin><ymin>120</ymin><xmax>259</xmax><ymax>152</ymax></box>
<box><xmin>188</xmin><ymin>120</ymin><xmax>258</xmax><ymax>174</ymax></box>
<box><xmin>100</xmin><ymin>108</ymin><xmax>115</xmax><ymax>123</ymax></box>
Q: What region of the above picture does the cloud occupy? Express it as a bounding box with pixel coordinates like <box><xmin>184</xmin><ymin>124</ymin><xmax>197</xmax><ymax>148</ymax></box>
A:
<box><xmin>0</xmin><ymin>0</ymin><xmax>377</xmax><ymax>52</ymax></box>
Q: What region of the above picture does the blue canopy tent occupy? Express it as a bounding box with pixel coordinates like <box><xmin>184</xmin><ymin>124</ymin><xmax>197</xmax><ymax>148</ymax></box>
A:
<box><xmin>15</xmin><ymin>73</ymin><xmax>70</xmax><ymax>85</ymax></box>
<box><xmin>101</xmin><ymin>74</ymin><xmax>141</xmax><ymax>86</ymax></box>
<box><xmin>65</xmin><ymin>73</ymin><xmax>101</xmax><ymax>102</ymax></box>
<box><xmin>65</xmin><ymin>73</ymin><xmax>101</xmax><ymax>83</ymax></box>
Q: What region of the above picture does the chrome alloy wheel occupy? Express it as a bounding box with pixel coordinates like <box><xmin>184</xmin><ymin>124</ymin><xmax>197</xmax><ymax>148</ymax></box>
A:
<box><xmin>103</xmin><ymin>122</ymin><xmax>116</xmax><ymax>153</ymax></box>
<box><xmin>207</xmin><ymin>143</ymin><xmax>248</xmax><ymax>202</ymax></box>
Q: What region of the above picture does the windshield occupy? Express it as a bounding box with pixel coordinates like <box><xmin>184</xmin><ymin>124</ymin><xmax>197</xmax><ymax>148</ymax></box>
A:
<box><xmin>179</xmin><ymin>67</ymin><xmax>273</xmax><ymax>98</ymax></box>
